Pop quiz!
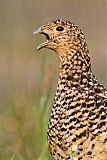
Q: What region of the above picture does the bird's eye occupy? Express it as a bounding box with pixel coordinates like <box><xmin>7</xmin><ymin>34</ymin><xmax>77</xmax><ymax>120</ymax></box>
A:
<box><xmin>56</xmin><ymin>26</ymin><xmax>64</xmax><ymax>32</ymax></box>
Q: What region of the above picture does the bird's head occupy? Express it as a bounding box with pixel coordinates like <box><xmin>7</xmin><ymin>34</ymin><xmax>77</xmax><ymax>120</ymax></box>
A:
<box><xmin>33</xmin><ymin>19</ymin><xmax>88</xmax><ymax>61</ymax></box>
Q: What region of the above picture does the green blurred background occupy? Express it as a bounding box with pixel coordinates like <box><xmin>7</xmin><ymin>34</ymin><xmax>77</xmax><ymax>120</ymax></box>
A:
<box><xmin>0</xmin><ymin>0</ymin><xmax>107</xmax><ymax>160</ymax></box>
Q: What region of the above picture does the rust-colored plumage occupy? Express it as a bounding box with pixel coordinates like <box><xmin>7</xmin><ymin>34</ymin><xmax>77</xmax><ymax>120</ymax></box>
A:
<box><xmin>34</xmin><ymin>19</ymin><xmax>107</xmax><ymax>160</ymax></box>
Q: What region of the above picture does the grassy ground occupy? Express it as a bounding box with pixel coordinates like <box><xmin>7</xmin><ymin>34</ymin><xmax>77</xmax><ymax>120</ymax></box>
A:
<box><xmin>0</xmin><ymin>49</ymin><xmax>57</xmax><ymax>160</ymax></box>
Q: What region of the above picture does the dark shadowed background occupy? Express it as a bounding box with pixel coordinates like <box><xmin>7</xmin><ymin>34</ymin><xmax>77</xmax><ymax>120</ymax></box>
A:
<box><xmin>0</xmin><ymin>0</ymin><xmax>107</xmax><ymax>160</ymax></box>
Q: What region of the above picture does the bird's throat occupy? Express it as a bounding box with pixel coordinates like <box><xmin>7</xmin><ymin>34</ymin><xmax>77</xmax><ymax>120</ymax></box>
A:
<box><xmin>59</xmin><ymin>51</ymin><xmax>91</xmax><ymax>80</ymax></box>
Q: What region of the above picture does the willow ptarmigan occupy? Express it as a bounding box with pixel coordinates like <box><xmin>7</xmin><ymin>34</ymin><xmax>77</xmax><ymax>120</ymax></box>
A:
<box><xmin>33</xmin><ymin>19</ymin><xmax>107</xmax><ymax>160</ymax></box>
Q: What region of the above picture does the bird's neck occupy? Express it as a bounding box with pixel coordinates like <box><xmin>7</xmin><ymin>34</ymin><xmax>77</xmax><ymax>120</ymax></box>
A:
<box><xmin>59</xmin><ymin>50</ymin><xmax>91</xmax><ymax>81</ymax></box>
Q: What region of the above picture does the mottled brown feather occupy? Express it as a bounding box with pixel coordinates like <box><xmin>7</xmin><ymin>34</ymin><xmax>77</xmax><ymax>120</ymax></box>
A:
<box><xmin>34</xmin><ymin>19</ymin><xmax>107</xmax><ymax>160</ymax></box>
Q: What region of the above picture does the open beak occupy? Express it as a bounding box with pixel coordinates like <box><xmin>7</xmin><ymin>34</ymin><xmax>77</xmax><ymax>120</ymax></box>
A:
<box><xmin>33</xmin><ymin>27</ymin><xmax>50</xmax><ymax>50</ymax></box>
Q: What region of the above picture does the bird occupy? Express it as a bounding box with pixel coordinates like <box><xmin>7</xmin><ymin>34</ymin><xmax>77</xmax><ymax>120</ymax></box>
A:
<box><xmin>33</xmin><ymin>19</ymin><xmax>107</xmax><ymax>160</ymax></box>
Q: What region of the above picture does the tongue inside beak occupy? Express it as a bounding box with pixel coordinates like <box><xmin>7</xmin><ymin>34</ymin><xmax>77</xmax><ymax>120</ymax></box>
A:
<box><xmin>33</xmin><ymin>27</ymin><xmax>50</xmax><ymax>50</ymax></box>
